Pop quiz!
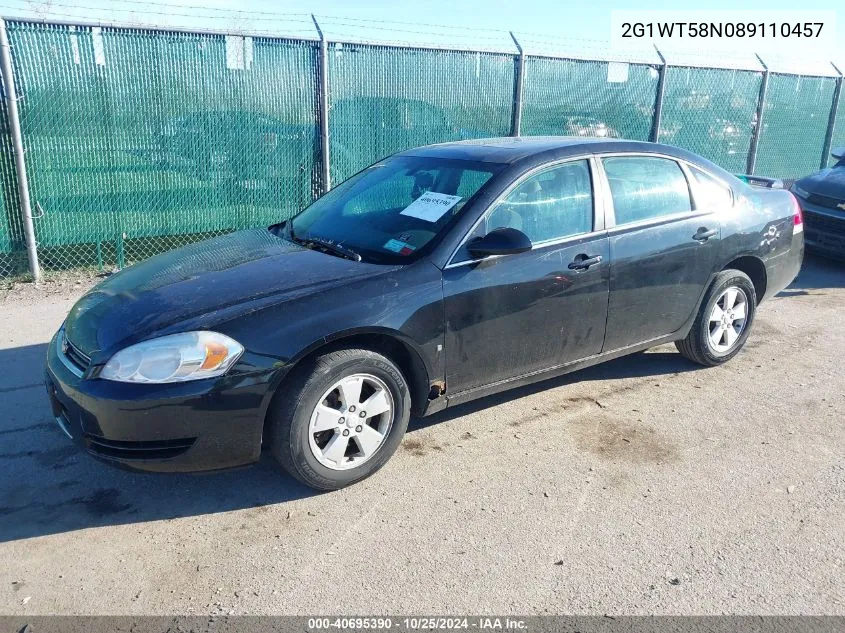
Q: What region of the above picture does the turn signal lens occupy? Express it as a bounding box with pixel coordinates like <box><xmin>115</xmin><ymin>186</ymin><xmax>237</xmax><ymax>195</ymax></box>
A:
<box><xmin>201</xmin><ymin>341</ymin><xmax>230</xmax><ymax>370</ymax></box>
<box><xmin>101</xmin><ymin>331</ymin><xmax>244</xmax><ymax>384</ymax></box>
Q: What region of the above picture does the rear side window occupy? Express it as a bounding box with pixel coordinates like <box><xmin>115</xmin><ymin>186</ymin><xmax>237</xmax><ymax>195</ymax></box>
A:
<box><xmin>602</xmin><ymin>156</ymin><xmax>692</xmax><ymax>225</ymax></box>
<box><xmin>690</xmin><ymin>166</ymin><xmax>733</xmax><ymax>210</ymax></box>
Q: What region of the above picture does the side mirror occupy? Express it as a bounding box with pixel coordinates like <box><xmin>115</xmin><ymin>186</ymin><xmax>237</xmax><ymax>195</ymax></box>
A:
<box><xmin>831</xmin><ymin>147</ymin><xmax>845</xmax><ymax>161</ymax></box>
<box><xmin>468</xmin><ymin>227</ymin><xmax>532</xmax><ymax>258</ymax></box>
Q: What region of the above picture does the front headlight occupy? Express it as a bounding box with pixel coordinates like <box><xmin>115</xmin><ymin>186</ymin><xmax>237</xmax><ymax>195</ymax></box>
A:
<box><xmin>791</xmin><ymin>184</ymin><xmax>810</xmax><ymax>199</ymax></box>
<box><xmin>100</xmin><ymin>331</ymin><xmax>244</xmax><ymax>384</ymax></box>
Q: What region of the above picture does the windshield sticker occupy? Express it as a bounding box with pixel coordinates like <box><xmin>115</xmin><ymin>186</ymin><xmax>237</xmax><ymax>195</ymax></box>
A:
<box><xmin>399</xmin><ymin>192</ymin><xmax>462</xmax><ymax>223</ymax></box>
<box><xmin>383</xmin><ymin>239</ymin><xmax>416</xmax><ymax>256</ymax></box>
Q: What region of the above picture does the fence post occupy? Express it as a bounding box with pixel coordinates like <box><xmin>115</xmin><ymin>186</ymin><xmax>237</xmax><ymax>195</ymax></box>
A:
<box><xmin>649</xmin><ymin>46</ymin><xmax>667</xmax><ymax>143</ymax></box>
<box><xmin>509</xmin><ymin>32</ymin><xmax>525</xmax><ymax>137</ymax></box>
<box><xmin>746</xmin><ymin>54</ymin><xmax>770</xmax><ymax>176</ymax></box>
<box><xmin>312</xmin><ymin>15</ymin><xmax>331</xmax><ymax>194</ymax></box>
<box><xmin>0</xmin><ymin>18</ymin><xmax>41</xmax><ymax>282</ymax></box>
<box><xmin>820</xmin><ymin>62</ymin><xmax>842</xmax><ymax>170</ymax></box>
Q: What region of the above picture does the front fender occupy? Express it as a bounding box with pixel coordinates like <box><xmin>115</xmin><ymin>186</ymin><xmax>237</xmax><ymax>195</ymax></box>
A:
<box><xmin>215</xmin><ymin>261</ymin><xmax>446</xmax><ymax>422</ymax></box>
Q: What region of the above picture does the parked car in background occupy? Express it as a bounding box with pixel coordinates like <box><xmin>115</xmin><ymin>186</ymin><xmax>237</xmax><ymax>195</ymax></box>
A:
<box><xmin>158</xmin><ymin>110</ymin><xmax>313</xmax><ymax>182</ymax></box>
<box><xmin>522</xmin><ymin>109</ymin><xmax>631</xmax><ymax>140</ymax></box>
<box><xmin>790</xmin><ymin>147</ymin><xmax>845</xmax><ymax>259</ymax></box>
<box><xmin>658</xmin><ymin>90</ymin><xmax>749</xmax><ymax>162</ymax></box>
<box><xmin>329</xmin><ymin>97</ymin><xmax>484</xmax><ymax>178</ymax></box>
<box><xmin>45</xmin><ymin>138</ymin><xmax>804</xmax><ymax>491</ymax></box>
<box><xmin>562</xmin><ymin>114</ymin><xmax>619</xmax><ymax>138</ymax></box>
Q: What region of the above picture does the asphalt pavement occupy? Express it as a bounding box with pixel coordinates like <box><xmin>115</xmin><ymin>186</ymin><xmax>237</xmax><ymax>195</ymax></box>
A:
<box><xmin>0</xmin><ymin>255</ymin><xmax>842</xmax><ymax>615</ymax></box>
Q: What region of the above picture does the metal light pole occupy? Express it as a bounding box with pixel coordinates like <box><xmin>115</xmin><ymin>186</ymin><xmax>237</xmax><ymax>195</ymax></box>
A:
<box><xmin>820</xmin><ymin>62</ymin><xmax>842</xmax><ymax>170</ymax></box>
<box><xmin>0</xmin><ymin>18</ymin><xmax>40</xmax><ymax>282</ymax></box>
<box><xmin>510</xmin><ymin>31</ymin><xmax>525</xmax><ymax>137</ymax></box>
<box><xmin>312</xmin><ymin>14</ymin><xmax>331</xmax><ymax>194</ymax></box>
<box><xmin>746</xmin><ymin>53</ymin><xmax>770</xmax><ymax>176</ymax></box>
<box><xmin>650</xmin><ymin>46</ymin><xmax>668</xmax><ymax>143</ymax></box>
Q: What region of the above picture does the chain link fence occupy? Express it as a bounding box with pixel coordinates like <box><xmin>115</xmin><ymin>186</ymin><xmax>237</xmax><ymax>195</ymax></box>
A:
<box><xmin>755</xmin><ymin>74</ymin><xmax>838</xmax><ymax>179</ymax></box>
<box><xmin>827</xmin><ymin>81</ymin><xmax>845</xmax><ymax>169</ymax></box>
<box><xmin>658</xmin><ymin>66</ymin><xmax>762</xmax><ymax>175</ymax></box>
<box><xmin>328</xmin><ymin>43</ymin><xmax>514</xmax><ymax>184</ymax></box>
<box><xmin>522</xmin><ymin>57</ymin><xmax>657</xmax><ymax>141</ymax></box>
<box><xmin>6</xmin><ymin>21</ymin><xmax>317</xmax><ymax>276</ymax></box>
<box><xmin>0</xmin><ymin>71</ymin><xmax>26</xmax><ymax>278</ymax></box>
<box><xmin>0</xmin><ymin>18</ymin><xmax>843</xmax><ymax>279</ymax></box>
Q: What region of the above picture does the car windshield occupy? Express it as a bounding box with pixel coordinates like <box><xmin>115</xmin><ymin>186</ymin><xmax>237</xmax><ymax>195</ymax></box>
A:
<box><xmin>288</xmin><ymin>156</ymin><xmax>502</xmax><ymax>264</ymax></box>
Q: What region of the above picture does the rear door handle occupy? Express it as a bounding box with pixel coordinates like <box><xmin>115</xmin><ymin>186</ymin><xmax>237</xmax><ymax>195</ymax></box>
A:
<box><xmin>693</xmin><ymin>227</ymin><xmax>718</xmax><ymax>242</ymax></box>
<box><xmin>568</xmin><ymin>254</ymin><xmax>603</xmax><ymax>270</ymax></box>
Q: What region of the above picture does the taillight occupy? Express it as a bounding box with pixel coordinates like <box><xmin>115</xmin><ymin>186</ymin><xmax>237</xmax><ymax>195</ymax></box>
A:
<box><xmin>790</xmin><ymin>193</ymin><xmax>803</xmax><ymax>232</ymax></box>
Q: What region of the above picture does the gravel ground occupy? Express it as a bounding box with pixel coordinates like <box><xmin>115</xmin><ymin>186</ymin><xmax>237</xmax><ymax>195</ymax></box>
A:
<box><xmin>0</xmin><ymin>255</ymin><xmax>842</xmax><ymax>615</ymax></box>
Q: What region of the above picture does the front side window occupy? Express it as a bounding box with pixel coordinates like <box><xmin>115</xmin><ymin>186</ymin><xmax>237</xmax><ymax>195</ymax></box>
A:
<box><xmin>484</xmin><ymin>159</ymin><xmax>594</xmax><ymax>244</ymax></box>
<box><xmin>602</xmin><ymin>156</ymin><xmax>692</xmax><ymax>226</ymax></box>
<box><xmin>289</xmin><ymin>156</ymin><xmax>501</xmax><ymax>264</ymax></box>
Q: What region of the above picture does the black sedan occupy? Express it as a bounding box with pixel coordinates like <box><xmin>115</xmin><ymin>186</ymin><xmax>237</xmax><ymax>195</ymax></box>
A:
<box><xmin>791</xmin><ymin>147</ymin><xmax>845</xmax><ymax>259</ymax></box>
<box><xmin>45</xmin><ymin>138</ymin><xmax>804</xmax><ymax>490</ymax></box>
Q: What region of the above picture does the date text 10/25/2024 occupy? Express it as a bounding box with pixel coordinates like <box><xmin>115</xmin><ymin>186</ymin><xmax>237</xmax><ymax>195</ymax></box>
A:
<box><xmin>306</xmin><ymin>617</ymin><xmax>528</xmax><ymax>630</ymax></box>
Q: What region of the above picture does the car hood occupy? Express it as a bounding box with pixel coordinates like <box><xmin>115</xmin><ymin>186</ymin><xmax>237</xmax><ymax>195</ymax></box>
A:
<box><xmin>795</xmin><ymin>166</ymin><xmax>845</xmax><ymax>200</ymax></box>
<box><xmin>64</xmin><ymin>228</ymin><xmax>397</xmax><ymax>357</ymax></box>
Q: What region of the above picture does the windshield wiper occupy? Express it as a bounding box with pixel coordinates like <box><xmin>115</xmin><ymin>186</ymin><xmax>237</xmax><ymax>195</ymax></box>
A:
<box><xmin>287</xmin><ymin>226</ymin><xmax>362</xmax><ymax>262</ymax></box>
<box><xmin>301</xmin><ymin>235</ymin><xmax>362</xmax><ymax>262</ymax></box>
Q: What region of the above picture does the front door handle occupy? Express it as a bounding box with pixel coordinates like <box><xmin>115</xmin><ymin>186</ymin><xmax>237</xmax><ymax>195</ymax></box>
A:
<box><xmin>693</xmin><ymin>227</ymin><xmax>718</xmax><ymax>242</ymax></box>
<box><xmin>568</xmin><ymin>254</ymin><xmax>603</xmax><ymax>270</ymax></box>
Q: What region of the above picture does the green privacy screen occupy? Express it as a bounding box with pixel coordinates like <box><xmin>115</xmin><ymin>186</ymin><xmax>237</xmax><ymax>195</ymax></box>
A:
<box><xmin>755</xmin><ymin>74</ymin><xmax>837</xmax><ymax>179</ymax></box>
<box><xmin>521</xmin><ymin>57</ymin><xmax>658</xmax><ymax>141</ymax></box>
<box><xmin>7</xmin><ymin>21</ymin><xmax>317</xmax><ymax>272</ymax></box>
<box><xmin>0</xmin><ymin>72</ymin><xmax>26</xmax><ymax>277</ymax></box>
<box><xmin>828</xmin><ymin>88</ymin><xmax>845</xmax><ymax>168</ymax></box>
<box><xmin>1</xmin><ymin>19</ymin><xmax>844</xmax><ymax>278</ymax></box>
<box><xmin>328</xmin><ymin>44</ymin><xmax>514</xmax><ymax>183</ymax></box>
<box><xmin>658</xmin><ymin>67</ymin><xmax>762</xmax><ymax>174</ymax></box>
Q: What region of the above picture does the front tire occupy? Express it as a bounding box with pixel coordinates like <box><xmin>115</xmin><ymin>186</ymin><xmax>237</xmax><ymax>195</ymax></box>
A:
<box><xmin>676</xmin><ymin>269</ymin><xmax>757</xmax><ymax>367</ymax></box>
<box><xmin>267</xmin><ymin>348</ymin><xmax>411</xmax><ymax>490</ymax></box>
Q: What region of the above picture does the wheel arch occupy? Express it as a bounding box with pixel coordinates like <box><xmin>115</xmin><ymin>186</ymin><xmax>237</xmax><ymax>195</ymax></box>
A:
<box><xmin>263</xmin><ymin>328</ymin><xmax>435</xmax><ymax>439</ymax></box>
<box><xmin>721</xmin><ymin>255</ymin><xmax>767</xmax><ymax>304</ymax></box>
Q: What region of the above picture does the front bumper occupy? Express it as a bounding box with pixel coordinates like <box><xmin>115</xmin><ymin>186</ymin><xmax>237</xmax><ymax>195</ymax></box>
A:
<box><xmin>44</xmin><ymin>332</ymin><xmax>271</xmax><ymax>473</ymax></box>
<box><xmin>797</xmin><ymin>198</ymin><xmax>845</xmax><ymax>259</ymax></box>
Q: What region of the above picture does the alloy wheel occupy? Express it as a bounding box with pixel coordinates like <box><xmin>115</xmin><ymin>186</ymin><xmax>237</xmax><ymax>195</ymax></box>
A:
<box><xmin>708</xmin><ymin>286</ymin><xmax>749</xmax><ymax>353</ymax></box>
<box><xmin>307</xmin><ymin>373</ymin><xmax>394</xmax><ymax>470</ymax></box>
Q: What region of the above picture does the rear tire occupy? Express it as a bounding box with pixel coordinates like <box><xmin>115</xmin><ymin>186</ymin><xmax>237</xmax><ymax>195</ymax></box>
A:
<box><xmin>676</xmin><ymin>269</ymin><xmax>757</xmax><ymax>367</ymax></box>
<box><xmin>267</xmin><ymin>348</ymin><xmax>411</xmax><ymax>491</ymax></box>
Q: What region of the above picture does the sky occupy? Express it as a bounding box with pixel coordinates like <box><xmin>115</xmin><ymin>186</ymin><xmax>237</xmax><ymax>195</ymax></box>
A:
<box><xmin>2</xmin><ymin>0</ymin><xmax>843</xmax><ymax>71</ymax></box>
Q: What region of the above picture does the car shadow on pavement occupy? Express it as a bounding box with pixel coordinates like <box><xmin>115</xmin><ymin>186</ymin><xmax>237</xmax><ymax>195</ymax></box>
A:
<box><xmin>0</xmin><ymin>342</ymin><xmax>696</xmax><ymax>543</ymax></box>
<box><xmin>0</xmin><ymin>343</ymin><xmax>316</xmax><ymax>544</ymax></box>
<box><xmin>412</xmin><ymin>349</ymin><xmax>699</xmax><ymax>431</ymax></box>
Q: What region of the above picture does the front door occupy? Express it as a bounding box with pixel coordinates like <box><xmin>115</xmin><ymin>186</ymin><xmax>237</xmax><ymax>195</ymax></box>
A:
<box><xmin>443</xmin><ymin>158</ymin><xmax>610</xmax><ymax>395</ymax></box>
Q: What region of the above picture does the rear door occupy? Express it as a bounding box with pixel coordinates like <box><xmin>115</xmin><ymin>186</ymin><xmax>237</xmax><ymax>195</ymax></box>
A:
<box><xmin>599</xmin><ymin>154</ymin><xmax>723</xmax><ymax>351</ymax></box>
<box><xmin>443</xmin><ymin>158</ymin><xmax>610</xmax><ymax>394</ymax></box>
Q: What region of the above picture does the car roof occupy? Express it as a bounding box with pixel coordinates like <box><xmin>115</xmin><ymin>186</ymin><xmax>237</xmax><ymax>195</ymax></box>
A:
<box><xmin>400</xmin><ymin>136</ymin><xmax>700</xmax><ymax>166</ymax></box>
